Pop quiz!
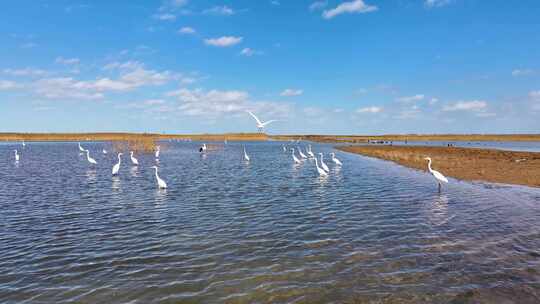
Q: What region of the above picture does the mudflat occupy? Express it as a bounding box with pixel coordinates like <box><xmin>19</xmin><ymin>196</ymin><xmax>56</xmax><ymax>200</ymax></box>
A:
<box><xmin>338</xmin><ymin>145</ymin><xmax>540</xmax><ymax>188</ymax></box>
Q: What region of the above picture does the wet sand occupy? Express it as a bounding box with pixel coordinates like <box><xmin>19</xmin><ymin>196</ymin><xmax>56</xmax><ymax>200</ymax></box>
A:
<box><xmin>338</xmin><ymin>145</ymin><xmax>540</xmax><ymax>188</ymax></box>
<box><xmin>273</xmin><ymin>134</ymin><xmax>540</xmax><ymax>143</ymax></box>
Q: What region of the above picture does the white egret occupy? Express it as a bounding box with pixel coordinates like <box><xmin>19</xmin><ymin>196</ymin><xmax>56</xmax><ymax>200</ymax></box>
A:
<box><xmin>425</xmin><ymin>157</ymin><xmax>449</xmax><ymax>191</ymax></box>
<box><xmin>318</xmin><ymin>153</ymin><xmax>329</xmax><ymax>172</ymax></box>
<box><xmin>199</xmin><ymin>143</ymin><xmax>207</xmax><ymax>153</ymax></box>
<box><xmin>330</xmin><ymin>152</ymin><xmax>342</xmax><ymax>166</ymax></box>
<box><xmin>282</xmin><ymin>145</ymin><xmax>286</xmax><ymax>152</ymax></box>
<box><xmin>103</xmin><ymin>149</ymin><xmax>107</xmax><ymax>154</ymax></box>
<box><xmin>151</xmin><ymin>166</ymin><xmax>168</xmax><ymax>189</ymax></box>
<box><xmin>297</xmin><ymin>146</ymin><xmax>307</xmax><ymax>159</ymax></box>
<box><xmin>243</xmin><ymin>146</ymin><xmax>250</xmax><ymax>162</ymax></box>
<box><xmin>130</xmin><ymin>151</ymin><xmax>139</xmax><ymax>166</ymax></box>
<box><xmin>14</xmin><ymin>150</ymin><xmax>19</xmax><ymax>162</ymax></box>
<box><xmin>112</xmin><ymin>153</ymin><xmax>123</xmax><ymax>175</ymax></box>
<box><xmin>291</xmin><ymin>148</ymin><xmax>301</xmax><ymax>164</ymax></box>
<box><xmin>78</xmin><ymin>142</ymin><xmax>85</xmax><ymax>153</ymax></box>
<box><xmin>155</xmin><ymin>146</ymin><xmax>160</xmax><ymax>159</ymax></box>
<box><xmin>307</xmin><ymin>145</ymin><xmax>315</xmax><ymax>158</ymax></box>
<box><xmin>22</xmin><ymin>141</ymin><xmax>26</xmax><ymax>148</ymax></box>
<box><xmin>246</xmin><ymin>110</ymin><xmax>277</xmax><ymax>133</ymax></box>
<box><xmin>85</xmin><ymin>150</ymin><xmax>97</xmax><ymax>165</ymax></box>
<box><xmin>313</xmin><ymin>156</ymin><xmax>328</xmax><ymax>176</ymax></box>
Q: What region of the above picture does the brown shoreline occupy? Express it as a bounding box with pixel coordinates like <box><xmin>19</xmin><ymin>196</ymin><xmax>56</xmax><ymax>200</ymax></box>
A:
<box><xmin>337</xmin><ymin>145</ymin><xmax>540</xmax><ymax>188</ymax></box>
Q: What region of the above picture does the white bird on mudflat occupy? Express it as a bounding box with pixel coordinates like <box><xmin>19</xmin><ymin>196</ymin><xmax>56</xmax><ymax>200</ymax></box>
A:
<box><xmin>85</xmin><ymin>149</ymin><xmax>97</xmax><ymax>165</ymax></box>
<box><xmin>112</xmin><ymin>153</ymin><xmax>123</xmax><ymax>175</ymax></box>
<box><xmin>307</xmin><ymin>145</ymin><xmax>315</xmax><ymax>158</ymax></box>
<box><xmin>425</xmin><ymin>157</ymin><xmax>449</xmax><ymax>191</ymax></box>
<box><xmin>318</xmin><ymin>152</ymin><xmax>329</xmax><ymax>172</ymax></box>
<box><xmin>246</xmin><ymin>110</ymin><xmax>277</xmax><ymax>133</ymax></box>
<box><xmin>243</xmin><ymin>146</ymin><xmax>250</xmax><ymax>162</ymax></box>
<box><xmin>313</xmin><ymin>156</ymin><xmax>328</xmax><ymax>176</ymax></box>
<box><xmin>130</xmin><ymin>151</ymin><xmax>139</xmax><ymax>166</ymax></box>
<box><xmin>155</xmin><ymin>146</ymin><xmax>160</xmax><ymax>159</ymax></box>
<box><xmin>291</xmin><ymin>148</ymin><xmax>301</xmax><ymax>164</ymax></box>
<box><xmin>14</xmin><ymin>150</ymin><xmax>19</xmax><ymax>162</ymax></box>
<box><xmin>151</xmin><ymin>166</ymin><xmax>167</xmax><ymax>189</ymax></box>
<box><xmin>78</xmin><ymin>142</ymin><xmax>85</xmax><ymax>153</ymax></box>
<box><xmin>297</xmin><ymin>146</ymin><xmax>307</xmax><ymax>159</ymax></box>
<box><xmin>330</xmin><ymin>152</ymin><xmax>342</xmax><ymax>166</ymax></box>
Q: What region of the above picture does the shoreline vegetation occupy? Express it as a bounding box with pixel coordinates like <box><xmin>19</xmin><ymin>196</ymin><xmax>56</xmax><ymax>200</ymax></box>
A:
<box><xmin>338</xmin><ymin>145</ymin><xmax>540</xmax><ymax>188</ymax></box>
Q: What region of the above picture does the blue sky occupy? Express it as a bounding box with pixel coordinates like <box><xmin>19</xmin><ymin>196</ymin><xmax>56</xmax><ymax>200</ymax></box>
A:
<box><xmin>1</xmin><ymin>0</ymin><xmax>539</xmax><ymax>134</ymax></box>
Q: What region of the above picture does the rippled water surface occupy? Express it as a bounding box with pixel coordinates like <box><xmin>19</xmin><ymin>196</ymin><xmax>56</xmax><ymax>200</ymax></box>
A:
<box><xmin>1</xmin><ymin>141</ymin><xmax>540</xmax><ymax>303</ymax></box>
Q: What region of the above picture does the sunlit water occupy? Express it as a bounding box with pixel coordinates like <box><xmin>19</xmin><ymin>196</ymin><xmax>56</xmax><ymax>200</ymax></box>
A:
<box><xmin>360</xmin><ymin>140</ymin><xmax>540</xmax><ymax>152</ymax></box>
<box><xmin>1</xmin><ymin>141</ymin><xmax>540</xmax><ymax>303</ymax></box>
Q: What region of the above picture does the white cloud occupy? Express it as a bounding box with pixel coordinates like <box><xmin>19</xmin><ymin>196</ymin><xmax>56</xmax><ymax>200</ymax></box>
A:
<box><xmin>178</xmin><ymin>26</ymin><xmax>195</xmax><ymax>34</ymax></box>
<box><xmin>34</xmin><ymin>77</ymin><xmax>104</xmax><ymax>100</ymax></box>
<box><xmin>55</xmin><ymin>57</ymin><xmax>80</xmax><ymax>65</ymax></box>
<box><xmin>357</xmin><ymin>106</ymin><xmax>382</xmax><ymax>113</ymax></box>
<box><xmin>270</xmin><ymin>1</ymin><xmax>280</xmax><ymax>5</ymax></box>
<box><xmin>429</xmin><ymin>98</ymin><xmax>438</xmax><ymax>105</ymax></box>
<box><xmin>396</xmin><ymin>94</ymin><xmax>424</xmax><ymax>103</ymax></box>
<box><xmin>3</xmin><ymin>68</ymin><xmax>47</xmax><ymax>77</ymax></box>
<box><xmin>322</xmin><ymin>0</ymin><xmax>377</xmax><ymax>19</ymax></box>
<box><xmin>0</xmin><ymin>80</ymin><xmax>21</xmax><ymax>90</ymax></box>
<box><xmin>512</xmin><ymin>69</ymin><xmax>535</xmax><ymax>77</ymax></box>
<box><xmin>280</xmin><ymin>89</ymin><xmax>303</xmax><ymax>96</ymax></box>
<box><xmin>240</xmin><ymin>48</ymin><xmax>262</xmax><ymax>56</ymax></box>
<box><xmin>21</xmin><ymin>42</ymin><xmax>37</xmax><ymax>49</ymax></box>
<box><xmin>204</xmin><ymin>36</ymin><xmax>243</xmax><ymax>47</ymax></box>
<box><xmin>154</xmin><ymin>13</ymin><xmax>176</xmax><ymax>21</ymax></box>
<box><xmin>103</xmin><ymin>61</ymin><xmax>144</xmax><ymax>71</ymax></box>
<box><xmin>529</xmin><ymin>90</ymin><xmax>540</xmax><ymax>99</ymax></box>
<box><xmin>203</xmin><ymin>5</ymin><xmax>235</xmax><ymax>15</ymax></box>
<box><xmin>309</xmin><ymin>1</ymin><xmax>328</xmax><ymax>11</ymax></box>
<box><xmin>442</xmin><ymin>100</ymin><xmax>487</xmax><ymax>112</ymax></box>
<box><xmin>425</xmin><ymin>0</ymin><xmax>452</xmax><ymax>8</ymax></box>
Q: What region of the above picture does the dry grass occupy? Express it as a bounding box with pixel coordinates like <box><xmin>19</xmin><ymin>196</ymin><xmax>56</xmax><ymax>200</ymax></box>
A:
<box><xmin>0</xmin><ymin>132</ymin><xmax>267</xmax><ymax>142</ymax></box>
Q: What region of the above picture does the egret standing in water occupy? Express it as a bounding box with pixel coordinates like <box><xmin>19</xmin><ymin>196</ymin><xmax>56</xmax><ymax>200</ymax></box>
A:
<box><xmin>246</xmin><ymin>110</ymin><xmax>277</xmax><ymax>133</ymax></box>
<box><xmin>424</xmin><ymin>157</ymin><xmax>448</xmax><ymax>192</ymax></box>
<box><xmin>318</xmin><ymin>152</ymin><xmax>329</xmax><ymax>172</ymax></box>
<box><xmin>102</xmin><ymin>149</ymin><xmax>107</xmax><ymax>154</ymax></box>
<box><xmin>14</xmin><ymin>150</ymin><xmax>19</xmax><ymax>162</ymax></box>
<box><xmin>78</xmin><ymin>142</ymin><xmax>85</xmax><ymax>153</ymax></box>
<box><xmin>199</xmin><ymin>143</ymin><xmax>207</xmax><ymax>153</ymax></box>
<box><xmin>22</xmin><ymin>141</ymin><xmax>26</xmax><ymax>148</ymax></box>
<box><xmin>112</xmin><ymin>153</ymin><xmax>123</xmax><ymax>175</ymax></box>
<box><xmin>282</xmin><ymin>145</ymin><xmax>286</xmax><ymax>152</ymax></box>
<box><xmin>151</xmin><ymin>166</ymin><xmax>167</xmax><ymax>189</ymax></box>
<box><xmin>243</xmin><ymin>146</ymin><xmax>250</xmax><ymax>162</ymax></box>
<box><xmin>313</xmin><ymin>156</ymin><xmax>328</xmax><ymax>177</ymax></box>
<box><xmin>291</xmin><ymin>148</ymin><xmax>301</xmax><ymax>164</ymax></box>
<box><xmin>130</xmin><ymin>151</ymin><xmax>139</xmax><ymax>166</ymax></box>
<box><xmin>307</xmin><ymin>145</ymin><xmax>315</xmax><ymax>158</ymax></box>
<box><xmin>155</xmin><ymin>146</ymin><xmax>160</xmax><ymax>159</ymax></box>
<box><xmin>330</xmin><ymin>152</ymin><xmax>342</xmax><ymax>166</ymax></box>
<box><xmin>85</xmin><ymin>149</ymin><xmax>97</xmax><ymax>165</ymax></box>
<box><xmin>297</xmin><ymin>146</ymin><xmax>307</xmax><ymax>159</ymax></box>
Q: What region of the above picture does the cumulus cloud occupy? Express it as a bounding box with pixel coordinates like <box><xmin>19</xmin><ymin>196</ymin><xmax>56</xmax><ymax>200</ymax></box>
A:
<box><xmin>178</xmin><ymin>26</ymin><xmax>195</xmax><ymax>34</ymax></box>
<box><xmin>55</xmin><ymin>57</ymin><xmax>80</xmax><ymax>65</ymax></box>
<box><xmin>357</xmin><ymin>106</ymin><xmax>382</xmax><ymax>113</ymax></box>
<box><xmin>0</xmin><ymin>80</ymin><xmax>21</xmax><ymax>90</ymax></box>
<box><xmin>153</xmin><ymin>13</ymin><xmax>176</xmax><ymax>21</ymax></box>
<box><xmin>280</xmin><ymin>89</ymin><xmax>303</xmax><ymax>96</ymax></box>
<box><xmin>240</xmin><ymin>48</ymin><xmax>262</xmax><ymax>56</ymax></box>
<box><xmin>424</xmin><ymin>0</ymin><xmax>452</xmax><ymax>8</ymax></box>
<box><xmin>204</xmin><ymin>36</ymin><xmax>243</xmax><ymax>47</ymax></box>
<box><xmin>396</xmin><ymin>94</ymin><xmax>425</xmax><ymax>103</ymax></box>
<box><xmin>309</xmin><ymin>1</ymin><xmax>328</xmax><ymax>11</ymax></box>
<box><xmin>203</xmin><ymin>5</ymin><xmax>235</xmax><ymax>15</ymax></box>
<box><xmin>442</xmin><ymin>100</ymin><xmax>487</xmax><ymax>112</ymax></box>
<box><xmin>512</xmin><ymin>69</ymin><xmax>535</xmax><ymax>77</ymax></box>
<box><xmin>322</xmin><ymin>0</ymin><xmax>377</xmax><ymax>19</ymax></box>
<box><xmin>529</xmin><ymin>90</ymin><xmax>540</xmax><ymax>100</ymax></box>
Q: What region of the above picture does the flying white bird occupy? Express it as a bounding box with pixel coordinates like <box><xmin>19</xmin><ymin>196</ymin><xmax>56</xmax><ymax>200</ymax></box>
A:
<box><xmin>112</xmin><ymin>153</ymin><xmax>122</xmax><ymax>175</ymax></box>
<box><xmin>297</xmin><ymin>146</ymin><xmax>307</xmax><ymax>159</ymax></box>
<box><xmin>307</xmin><ymin>145</ymin><xmax>315</xmax><ymax>158</ymax></box>
<box><xmin>246</xmin><ymin>110</ymin><xmax>277</xmax><ymax>133</ymax></box>
<box><xmin>151</xmin><ymin>166</ymin><xmax>168</xmax><ymax>189</ymax></box>
<box><xmin>14</xmin><ymin>150</ymin><xmax>19</xmax><ymax>162</ymax></box>
<box><xmin>155</xmin><ymin>146</ymin><xmax>160</xmax><ymax>159</ymax></box>
<box><xmin>243</xmin><ymin>146</ymin><xmax>250</xmax><ymax>162</ymax></box>
<box><xmin>313</xmin><ymin>156</ymin><xmax>328</xmax><ymax>176</ymax></box>
<box><xmin>199</xmin><ymin>143</ymin><xmax>207</xmax><ymax>153</ymax></box>
<box><xmin>291</xmin><ymin>148</ymin><xmax>301</xmax><ymax>164</ymax></box>
<box><xmin>85</xmin><ymin>149</ymin><xmax>97</xmax><ymax>165</ymax></box>
<box><xmin>330</xmin><ymin>152</ymin><xmax>342</xmax><ymax>166</ymax></box>
<box><xmin>425</xmin><ymin>157</ymin><xmax>449</xmax><ymax>191</ymax></box>
<box><xmin>318</xmin><ymin>152</ymin><xmax>329</xmax><ymax>172</ymax></box>
<box><xmin>130</xmin><ymin>151</ymin><xmax>139</xmax><ymax>166</ymax></box>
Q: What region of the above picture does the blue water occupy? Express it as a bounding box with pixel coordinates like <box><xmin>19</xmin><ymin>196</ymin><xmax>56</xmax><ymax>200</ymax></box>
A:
<box><xmin>1</xmin><ymin>141</ymin><xmax>539</xmax><ymax>303</ymax></box>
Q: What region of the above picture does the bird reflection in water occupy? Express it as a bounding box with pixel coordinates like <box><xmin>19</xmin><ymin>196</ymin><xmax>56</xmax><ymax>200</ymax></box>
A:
<box><xmin>86</xmin><ymin>169</ymin><xmax>97</xmax><ymax>183</ymax></box>
<box><xmin>112</xmin><ymin>176</ymin><xmax>121</xmax><ymax>191</ymax></box>
<box><xmin>130</xmin><ymin>166</ymin><xmax>138</xmax><ymax>178</ymax></box>
<box><xmin>427</xmin><ymin>194</ymin><xmax>450</xmax><ymax>226</ymax></box>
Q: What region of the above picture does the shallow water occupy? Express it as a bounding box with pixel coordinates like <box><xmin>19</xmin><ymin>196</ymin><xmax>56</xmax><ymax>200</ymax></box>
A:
<box><xmin>1</xmin><ymin>141</ymin><xmax>540</xmax><ymax>303</ymax></box>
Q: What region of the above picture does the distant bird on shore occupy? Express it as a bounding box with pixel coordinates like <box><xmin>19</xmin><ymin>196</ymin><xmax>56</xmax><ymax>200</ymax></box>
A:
<box><xmin>155</xmin><ymin>146</ymin><xmax>160</xmax><ymax>159</ymax></box>
<box><xmin>246</xmin><ymin>110</ymin><xmax>277</xmax><ymax>133</ymax></box>
<box><xmin>243</xmin><ymin>146</ymin><xmax>250</xmax><ymax>162</ymax></box>
<box><xmin>297</xmin><ymin>146</ymin><xmax>307</xmax><ymax>159</ymax></box>
<box><xmin>307</xmin><ymin>145</ymin><xmax>315</xmax><ymax>158</ymax></box>
<box><xmin>112</xmin><ymin>153</ymin><xmax>122</xmax><ymax>175</ymax></box>
<box><xmin>130</xmin><ymin>151</ymin><xmax>139</xmax><ymax>166</ymax></box>
<box><xmin>85</xmin><ymin>150</ymin><xmax>97</xmax><ymax>165</ymax></box>
<box><xmin>14</xmin><ymin>150</ymin><xmax>19</xmax><ymax>162</ymax></box>
<box><xmin>151</xmin><ymin>166</ymin><xmax>167</xmax><ymax>189</ymax></box>
<box><xmin>425</xmin><ymin>157</ymin><xmax>448</xmax><ymax>191</ymax></box>
<box><xmin>318</xmin><ymin>153</ymin><xmax>329</xmax><ymax>172</ymax></box>
<box><xmin>199</xmin><ymin>143</ymin><xmax>207</xmax><ymax>153</ymax></box>
<box><xmin>291</xmin><ymin>148</ymin><xmax>301</xmax><ymax>164</ymax></box>
<box><xmin>314</xmin><ymin>156</ymin><xmax>328</xmax><ymax>177</ymax></box>
<box><xmin>330</xmin><ymin>152</ymin><xmax>342</xmax><ymax>166</ymax></box>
